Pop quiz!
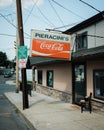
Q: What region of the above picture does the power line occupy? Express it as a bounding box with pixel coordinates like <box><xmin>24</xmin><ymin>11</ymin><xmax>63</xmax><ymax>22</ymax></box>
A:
<box><xmin>48</xmin><ymin>0</ymin><xmax>66</xmax><ymax>29</ymax></box>
<box><xmin>0</xmin><ymin>33</ymin><xmax>30</xmax><ymax>39</ymax></box>
<box><xmin>0</xmin><ymin>12</ymin><xmax>30</xmax><ymax>37</ymax></box>
<box><xmin>0</xmin><ymin>13</ymin><xmax>13</xmax><ymax>17</ymax></box>
<box><xmin>79</xmin><ymin>0</ymin><xmax>101</xmax><ymax>13</ymax></box>
<box><xmin>31</xmin><ymin>0</ymin><xmax>56</xmax><ymax>28</ymax></box>
<box><xmin>0</xmin><ymin>13</ymin><xmax>17</xmax><ymax>28</ymax></box>
<box><xmin>24</xmin><ymin>0</ymin><xmax>38</xmax><ymax>24</ymax></box>
<box><xmin>0</xmin><ymin>33</ymin><xmax>16</xmax><ymax>37</ymax></box>
<box><xmin>24</xmin><ymin>7</ymin><xmax>54</xmax><ymax>28</ymax></box>
<box><xmin>75</xmin><ymin>33</ymin><xmax>104</xmax><ymax>39</ymax></box>
<box><xmin>86</xmin><ymin>34</ymin><xmax>104</xmax><ymax>39</ymax></box>
<box><xmin>53</xmin><ymin>22</ymin><xmax>81</xmax><ymax>30</ymax></box>
<box><xmin>51</xmin><ymin>0</ymin><xmax>85</xmax><ymax>20</ymax></box>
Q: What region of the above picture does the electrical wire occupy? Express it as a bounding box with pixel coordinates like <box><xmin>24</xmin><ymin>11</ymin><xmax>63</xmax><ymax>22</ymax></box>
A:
<box><xmin>31</xmin><ymin>0</ymin><xmax>56</xmax><ymax>28</ymax></box>
<box><xmin>0</xmin><ymin>12</ymin><xmax>30</xmax><ymax>37</ymax></box>
<box><xmin>53</xmin><ymin>22</ymin><xmax>81</xmax><ymax>30</ymax></box>
<box><xmin>0</xmin><ymin>13</ymin><xmax>15</xmax><ymax>26</ymax></box>
<box><xmin>27</xmin><ymin>9</ymin><xmax>55</xmax><ymax>27</ymax></box>
<box><xmin>51</xmin><ymin>0</ymin><xmax>85</xmax><ymax>20</ymax></box>
<box><xmin>0</xmin><ymin>13</ymin><xmax>17</xmax><ymax>28</ymax></box>
<box><xmin>0</xmin><ymin>33</ymin><xmax>16</xmax><ymax>37</ymax></box>
<box><xmin>24</xmin><ymin>0</ymin><xmax>38</xmax><ymax>24</ymax></box>
<box><xmin>79</xmin><ymin>0</ymin><xmax>101</xmax><ymax>13</ymax></box>
<box><xmin>48</xmin><ymin>0</ymin><xmax>66</xmax><ymax>29</ymax></box>
<box><xmin>0</xmin><ymin>33</ymin><xmax>30</xmax><ymax>39</ymax></box>
<box><xmin>86</xmin><ymin>34</ymin><xmax>104</xmax><ymax>39</ymax></box>
<box><xmin>0</xmin><ymin>13</ymin><xmax>13</xmax><ymax>17</ymax></box>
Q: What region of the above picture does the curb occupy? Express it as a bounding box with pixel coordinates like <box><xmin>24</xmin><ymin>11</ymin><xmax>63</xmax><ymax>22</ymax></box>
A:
<box><xmin>4</xmin><ymin>94</ymin><xmax>36</xmax><ymax>130</ymax></box>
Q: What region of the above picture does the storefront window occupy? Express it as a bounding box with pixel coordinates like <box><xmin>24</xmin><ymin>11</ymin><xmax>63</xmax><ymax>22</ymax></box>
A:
<box><xmin>93</xmin><ymin>70</ymin><xmax>104</xmax><ymax>100</ymax></box>
<box><xmin>38</xmin><ymin>70</ymin><xmax>42</xmax><ymax>84</ymax></box>
<box><xmin>73</xmin><ymin>64</ymin><xmax>86</xmax><ymax>104</ymax></box>
<box><xmin>47</xmin><ymin>70</ymin><xmax>53</xmax><ymax>87</ymax></box>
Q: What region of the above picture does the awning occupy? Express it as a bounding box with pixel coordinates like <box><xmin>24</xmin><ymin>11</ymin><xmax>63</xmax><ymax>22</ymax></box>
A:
<box><xmin>26</xmin><ymin>56</ymin><xmax>69</xmax><ymax>68</ymax></box>
<box><xmin>26</xmin><ymin>45</ymin><xmax>104</xmax><ymax>68</ymax></box>
<box><xmin>72</xmin><ymin>45</ymin><xmax>104</xmax><ymax>61</ymax></box>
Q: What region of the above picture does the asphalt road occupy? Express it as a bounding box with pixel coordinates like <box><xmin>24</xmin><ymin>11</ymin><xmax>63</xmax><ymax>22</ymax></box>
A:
<box><xmin>0</xmin><ymin>74</ymin><xmax>30</xmax><ymax>130</ymax></box>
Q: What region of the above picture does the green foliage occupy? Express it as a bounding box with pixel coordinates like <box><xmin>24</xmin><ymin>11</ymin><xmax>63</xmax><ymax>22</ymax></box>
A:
<box><xmin>0</xmin><ymin>51</ymin><xmax>7</xmax><ymax>66</ymax></box>
<box><xmin>0</xmin><ymin>51</ymin><xmax>15</xmax><ymax>68</ymax></box>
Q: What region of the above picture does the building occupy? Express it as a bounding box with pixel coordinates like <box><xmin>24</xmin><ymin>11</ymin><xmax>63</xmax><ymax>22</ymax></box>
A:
<box><xmin>27</xmin><ymin>11</ymin><xmax>104</xmax><ymax>113</ymax></box>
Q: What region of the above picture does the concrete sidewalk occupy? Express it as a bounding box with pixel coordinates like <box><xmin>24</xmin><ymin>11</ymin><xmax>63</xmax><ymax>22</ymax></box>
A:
<box><xmin>5</xmin><ymin>91</ymin><xmax>104</xmax><ymax>130</ymax></box>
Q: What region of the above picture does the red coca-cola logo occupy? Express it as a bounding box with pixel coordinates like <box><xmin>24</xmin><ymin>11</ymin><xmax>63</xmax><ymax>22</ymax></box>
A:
<box><xmin>40</xmin><ymin>41</ymin><xmax>63</xmax><ymax>51</ymax></box>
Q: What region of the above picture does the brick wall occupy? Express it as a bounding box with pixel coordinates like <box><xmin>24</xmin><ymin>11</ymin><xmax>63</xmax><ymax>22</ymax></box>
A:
<box><xmin>36</xmin><ymin>85</ymin><xmax>72</xmax><ymax>103</ymax></box>
<box><xmin>92</xmin><ymin>99</ymin><xmax>104</xmax><ymax>115</ymax></box>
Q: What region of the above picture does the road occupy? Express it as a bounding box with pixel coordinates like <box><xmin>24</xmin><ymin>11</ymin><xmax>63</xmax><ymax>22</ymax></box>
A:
<box><xmin>0</xmin><ymin>74</ymin><xmax>30</xmax><ymax>130</ymax></box>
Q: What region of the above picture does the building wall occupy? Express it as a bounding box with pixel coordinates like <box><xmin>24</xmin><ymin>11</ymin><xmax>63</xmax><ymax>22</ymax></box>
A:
<box><xmin>87</xmin><ymin>60</ymin><xmax>104</xmax><ymax>113</ymax></box>
<box><xmin>87</xmin><ymin>60</ymin><xmax>104</xmax><ymax>95</ymax></box>
<box><xmin>36</xmin><ymin>62</ymin><xmax>72</xmax><ymax>102</ymax></box>
<box><xmin>37</xmin><ymin>62</ymin><xmax>72</xmax><ymax>92</ymax></box>
<box><xmin>95</xmin><ymin>20</ymin><xmax>104</xmax><ymax>47</ymax></box>
<box><xmin>70</xmin><ymin>19</ymin><xmax>104</xmax><ymax>113</ymax></box>
<box><xmin>71</xmin><ymin>20</ymin><xmax>104</xmax><ymax>51</ymax></box>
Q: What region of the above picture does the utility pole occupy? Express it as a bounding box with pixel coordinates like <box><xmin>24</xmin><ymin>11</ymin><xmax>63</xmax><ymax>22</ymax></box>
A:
<box><xmin>15</xmin><ymin>20</ymin><xmax>19</xmax><ymax>93</ymax></box>
<box><xmin>16</xmin><ymin>0</ymin><xmax>29</xmax><ymax>109</ymax></box>
<box><xmin>15</xmin><ymin>38</ymin><xmax>19</xmax><ymax>93</ymax></box>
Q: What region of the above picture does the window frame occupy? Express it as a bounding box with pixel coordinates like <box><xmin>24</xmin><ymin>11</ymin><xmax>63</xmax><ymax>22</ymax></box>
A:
<box><xmin>46</xmin><ymin>70</ymin><xmax>54</xmax><ymax>88</ymax></box>
<box><xmin>37</xmin><ymin>70</ymin><xmax>43</xmax><ymax>85</ymax></box>
<box><xmin>76</xmin><ymin>32</ymin><xmax>88</xmax><ymax>51</ymax></box>
<box><xmin>93</xmin><ymin>69</ymin><xmax>104</xmax><ymax>100</ymax></box>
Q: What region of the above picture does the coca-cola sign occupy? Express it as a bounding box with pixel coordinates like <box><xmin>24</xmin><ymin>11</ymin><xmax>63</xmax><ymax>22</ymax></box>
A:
<box><xmin>40</xmin><ymin>41</ymin><xmax>63</xmax><ymax>51</ymax></box>
<box><xmin>30</xmin><ymin>30</ymin><xmax>71</xmax><ymax>60</ymax></box>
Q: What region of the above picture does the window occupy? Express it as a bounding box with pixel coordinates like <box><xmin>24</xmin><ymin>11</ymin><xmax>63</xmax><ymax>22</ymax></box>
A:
<box><xmin>76</xmin><ymin>32</ymin><xmax>87</xmax><ymax>51</ymax></box>
<box><xmin>93</xmin><ymin>70</ymin><xmax>104</xmax><ymax>100</ymax></box>
<box><xmin>38</xmin><ymin>70</ymin><xmax>42</xmax><ymax>84</ymax></box>
<box><xmin>47</xmin><ymin>70</ymin><xmax>53</xmax><ymax>87</ymax></box>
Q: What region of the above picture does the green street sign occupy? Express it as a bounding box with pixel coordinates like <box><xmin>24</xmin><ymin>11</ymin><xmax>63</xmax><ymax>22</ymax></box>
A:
<box><xmin>18</xmin><ymin>46</ymin><xmax>27</xmax><ymax>59</ymax></box>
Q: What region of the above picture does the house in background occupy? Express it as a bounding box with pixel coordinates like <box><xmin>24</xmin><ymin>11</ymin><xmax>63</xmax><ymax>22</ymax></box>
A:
<box><xmin>27</xmin><ymin>11</ymin><xmax>104</xmax><ymax>113</ymax></box>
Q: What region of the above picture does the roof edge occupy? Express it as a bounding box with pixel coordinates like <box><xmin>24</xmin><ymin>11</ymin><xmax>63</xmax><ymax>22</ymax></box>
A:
<box><xmin>64</xmin><ymin>11</ymin><xmax>104</xmax><ymax>34</ymax></box>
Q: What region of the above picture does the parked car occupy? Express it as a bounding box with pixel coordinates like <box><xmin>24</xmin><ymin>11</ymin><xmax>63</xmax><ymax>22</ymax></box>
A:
<box><xmin>4</xmin><ymin>72</ymin><xmax>12</xmax><ymax>78</ymax></box>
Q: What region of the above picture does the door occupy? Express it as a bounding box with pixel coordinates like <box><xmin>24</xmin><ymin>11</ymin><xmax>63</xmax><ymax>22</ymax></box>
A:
<box><xmin>73</xmin><ymin>64</ymin><xmax>86</xmax><ymax>105</ymax></box>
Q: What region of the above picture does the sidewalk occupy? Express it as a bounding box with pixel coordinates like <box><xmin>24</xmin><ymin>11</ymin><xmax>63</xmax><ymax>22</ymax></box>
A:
<box><xmin>5</xmin><ymin>91</ymin><xmax>104</xmax><ymax>130</ymax></box>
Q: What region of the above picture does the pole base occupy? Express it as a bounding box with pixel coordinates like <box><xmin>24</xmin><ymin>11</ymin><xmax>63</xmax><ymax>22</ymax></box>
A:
<box><xmin>15</xmin><ymin>89</ymin><xmax>19</xmax><ymax>93</ymax></box>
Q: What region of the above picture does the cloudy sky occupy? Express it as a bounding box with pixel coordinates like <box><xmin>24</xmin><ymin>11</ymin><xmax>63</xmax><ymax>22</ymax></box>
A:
<box><xmin>0</xmin><ymin>0</ymin><xmax>104</xmax><ymax>60</ymax></box>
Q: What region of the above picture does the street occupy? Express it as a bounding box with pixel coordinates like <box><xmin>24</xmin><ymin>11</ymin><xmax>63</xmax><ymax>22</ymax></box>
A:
<box><xmin>0</xmin><ymin>74</ymin><xmax>30</xmax><ymax>130</ymax></box>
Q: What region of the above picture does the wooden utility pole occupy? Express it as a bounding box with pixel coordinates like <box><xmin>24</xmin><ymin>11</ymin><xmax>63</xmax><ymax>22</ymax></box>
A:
<box><xmin>15</xmin><ymin>37</ymin><xmax>19</xmax><ymax>93</ymax></box>
<box><xmin>16</xmin><ymin>0</ymin><xmax>29</xmax><ymax>109</ymax></box>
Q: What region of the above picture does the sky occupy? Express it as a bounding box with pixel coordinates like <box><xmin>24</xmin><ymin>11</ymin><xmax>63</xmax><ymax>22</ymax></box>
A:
<box><xmin>0</xmin><ymin>0</ymin><xmax>104</xmax><ymax>60</ymax></box>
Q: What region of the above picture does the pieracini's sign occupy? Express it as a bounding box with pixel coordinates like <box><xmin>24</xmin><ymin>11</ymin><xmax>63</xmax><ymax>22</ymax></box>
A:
<box><xmin>30</xmin><ymin>30</ymin><xmax>71</xmax><ymax>60</ymax></box>
<box><xmin>33</xmin><ymin>32</ymin><xmax>70</xmax><ymax>42</ymax></box>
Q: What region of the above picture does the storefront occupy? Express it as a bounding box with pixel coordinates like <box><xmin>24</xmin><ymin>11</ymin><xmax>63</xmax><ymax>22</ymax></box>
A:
<box><xmin>27</xmin><ymin>11</ymin><xmax>104</xmax><ymax>113</ymax></box>
<box><xmin>27</xmin><ymin>56</ymin><xmax>72</xmax><ymax>102</ymax></box>
<box><xmin>71</xmin><ymin>46</ymin><xmax>104</xmax><ymax>112</ymax></box>
<box><xmin>27</xmin><ymin>46</ymin><xmax>104</xmax><ymax>113</ymax></box>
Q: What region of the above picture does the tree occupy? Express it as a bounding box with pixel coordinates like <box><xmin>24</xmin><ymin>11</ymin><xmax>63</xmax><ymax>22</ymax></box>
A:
<box><xmin>0</xmin><ymin>51</ymin><xmax>7</xmax><ymax>67</ymax></box>
<box><xmin>0</xmin><ymin>51</ymin><xmax>15</xmax><ymax>68</ymax></box>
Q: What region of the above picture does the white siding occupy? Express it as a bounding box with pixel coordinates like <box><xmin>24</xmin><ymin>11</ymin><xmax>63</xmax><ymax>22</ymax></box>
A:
<box><xmin>71</xmin><ymin>20</ymin><xmax>104</xmax><ymax>51</ymax></box>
